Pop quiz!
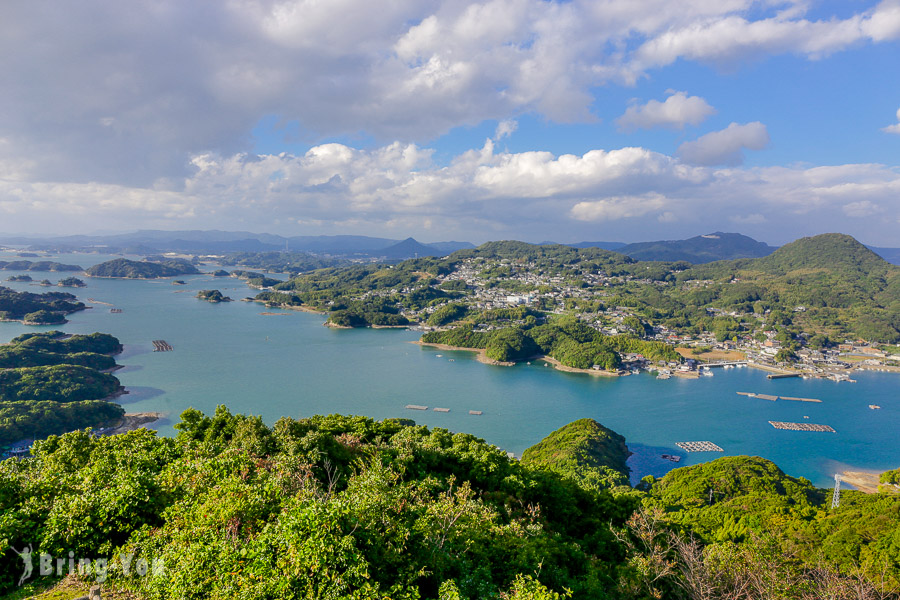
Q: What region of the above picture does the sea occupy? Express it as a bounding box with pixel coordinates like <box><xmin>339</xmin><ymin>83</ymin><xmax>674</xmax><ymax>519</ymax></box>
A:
<box><xmin>1</xmin><ymin>250</ymin><xmax>897</xmax><ymax>488</ymax></box>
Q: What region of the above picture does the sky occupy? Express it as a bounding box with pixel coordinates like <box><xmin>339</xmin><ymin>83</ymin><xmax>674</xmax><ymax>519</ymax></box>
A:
<box><xmin>1</xmin><ymin>0</ymin><xmax>900</xmax><ymax>245</ymax></box>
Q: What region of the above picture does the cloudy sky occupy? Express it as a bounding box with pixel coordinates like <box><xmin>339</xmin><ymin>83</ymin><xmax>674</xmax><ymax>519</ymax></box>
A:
<box><xmin>2</xmin><ymin>0</ymin><xmax>899</xmax><ymax>245</ymax></box>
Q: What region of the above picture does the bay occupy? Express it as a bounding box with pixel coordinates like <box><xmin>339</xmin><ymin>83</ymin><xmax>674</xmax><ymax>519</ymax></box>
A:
<box><xmin>1</xmin><ymin>251</ymin><xmax>897</xmax><ymax>488</ymax></box>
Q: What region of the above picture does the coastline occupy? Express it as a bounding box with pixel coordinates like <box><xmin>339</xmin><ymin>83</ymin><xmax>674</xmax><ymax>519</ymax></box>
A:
<box><xmin>411</xmin><ymin>340</ymin><xmax>516</xmax><ymax>366</ymax></box>
<box><xmin>538</xmin><ymin>356</ymin><xmax>621</xmax><ymax>377</ymax></box>
<box><xmin>106</xmin><ymin>411</ymin><xmax>164</xmax><ymax>436</ymax></box>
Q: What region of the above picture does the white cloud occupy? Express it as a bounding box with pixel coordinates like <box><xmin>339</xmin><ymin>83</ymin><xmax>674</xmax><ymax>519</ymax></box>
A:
<box><xmin>843</xmin><ymin>200</ymin><xmax>882</xmax><ymax>217</ymax></box>
<box><xmin>1</xmin><ymin>1</ymin><xmax>898</xmax><ymax>186</ymax></box>
<box><xmin>678</xmin><ymin>122</ymin><xmax>770</xmax><ymax>166</ymax></box>
<box><xmin>571</xmin><ymin>193</ymin><xmax>668</xmax><ymax>222</ymax></box>
<box><xmin>2</xmin><ymin>138</ymin><xmax>899</xmax><ymax>244</ymax></box>
<box><xmin>617</xmin><ymin>91</ymin><xmax>716</xmax><ymax>131</ymax></box>
<box><xmin>883</xmin><ymin>107</ymin><xmax>900</xmax><ymax>134</ymax></box>
<box><xmin>494</xmin><ymin>119</ymin><xmax>518</xmax><ymax>141</ymax></box>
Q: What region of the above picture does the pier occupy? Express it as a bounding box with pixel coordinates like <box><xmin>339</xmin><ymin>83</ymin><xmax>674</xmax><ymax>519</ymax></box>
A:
<box><xmin>779</xmin><ymin>396</ymin><xmax>822</xmax><ymax>403</ymax></box>
<box><xmin>152</xmin><ymin>340</ymin><xmax>173</xmax><ymax>352</ymax></box>
<box><xmin>767</xmin><ymin>373</ymin><xmax>801</xmax><ymax>379</ymax></box>
<box><xmin>737</xmin><ymin>392</ymin><xmax>821</xmax><ymax>403</ymax></box>
<box><xmin>768</xmin><ymin>421</ymin><xmax>835</xmax><ymax>432</ymax></box>
<box><xmin>675</xmin><ymin>441</ymin><xmax>724</xmax><ymax>452</ymax></box>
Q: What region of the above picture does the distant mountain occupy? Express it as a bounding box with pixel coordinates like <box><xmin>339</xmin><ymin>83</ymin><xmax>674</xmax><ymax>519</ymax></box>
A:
<box><xmin>428</xmin><ymin>241</ymin><xmax>476</xmax><ymax>254</ymax></box>
<box><xmin>869</xmin><ymin>246</ymin><xmax>900</xmax><ymax>266</ymax></box>
<box><xmin>375</xmin><ymin>238</ymin><xmax>443</xmax><ymax>259</ymax></box>
<box><xmin>618</xmin><ymin>232</ymin><xmax>776</xmax><ymax>263</ymax></box>
<box><xmin>567</xmin><ymin>241</ymin><xmax>627</xmax><ymax>251</ymax></box>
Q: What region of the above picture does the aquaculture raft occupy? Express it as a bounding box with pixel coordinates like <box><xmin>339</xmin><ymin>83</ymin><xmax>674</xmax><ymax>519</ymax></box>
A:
<box><xmin>768</xmin><ymin>421</ymin><xmax>835</xmax><ymax>432</ymax></box>
<box><xmin>152</xmin><ymin>340</ymin><xmax>173</xmax><ymax>352</ymax></box>
<box><xmin>675</xmin><ymin>441</ymin><xmax>724</xmax><ymax>452</ymax></box>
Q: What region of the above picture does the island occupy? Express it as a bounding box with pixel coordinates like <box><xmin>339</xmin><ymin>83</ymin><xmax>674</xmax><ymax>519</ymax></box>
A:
<box><xmin>6</xmin><ymin>274</ymin><xmax>32</xmax><ymax>282</ymax></box>
<box><xmin>37</xmin><ymin>279</ymin><xmax>53</xmax><ymax>286</ymax></box>
<box><xmin>211</xmin><ymin>269</ymin><xmax>230</xmax><ymax>277</ymax></box>
<box><xmin>0</xmin><ymin>331</ymin><xmax>126</xmax><ymax>447</ymax></box>
<box><xmin>0</xmin><ymin>285</ymin><xmax>85</xmax><ymax>325</ymax></box>
<box><xmin>196</xmin><ymin>289</ymin><xmax>232</xmax><ymax>303</ymax></box>
<box><xmin>0</xmin><ymin>259</ymin><xmax>83</xmax><ymax>271</ymax></box>
<box><xmin>85</xmin><ymin>257</ymin><xmax>202</xmax><ymax>278</ymax></box>
<box><xmin>57</xmin><ymin>276</ymin><xmax>86</xmax><ymax>287</ymax></box>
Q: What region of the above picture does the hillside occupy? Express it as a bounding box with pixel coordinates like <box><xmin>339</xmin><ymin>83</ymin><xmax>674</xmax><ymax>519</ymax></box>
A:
<box><xmin>618</xmin><ymin>232</ymin><xmax>775</xmax><ymax>263</ymax></box>
<box><xmin>0</xmin><ymin>286</ymin><xmax>85</xmax><ymax>324</ymax></box>
<box><xmin>0</xmin><ymin>260</ymin><xmax>83</xmax><ymax>271</ymax></box>
<box><xmin>376</xmin><ymin>237</ymin><xmax>443</xmax><ymax>259</ymax></box>
<box><xmin>520</xmin><ymin>418</ymin><xmax>632</xmax><ymax>490</ymax></box>
<box><xmin>85</xmin><ymin>258</ymin><xmax>201</xmax><ymax>278</ymax></box>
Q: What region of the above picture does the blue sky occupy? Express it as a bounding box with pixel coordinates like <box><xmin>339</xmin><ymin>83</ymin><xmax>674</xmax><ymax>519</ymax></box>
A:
<box><xmin>1</xmin><ymin>0</ymin><xmax>899</xmax><ymax>245</ymax></box>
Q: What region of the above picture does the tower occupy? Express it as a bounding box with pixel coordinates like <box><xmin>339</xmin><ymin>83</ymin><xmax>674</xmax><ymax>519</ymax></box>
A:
<box><xmin>831</xmin><ymin>473</ymin><xmax>842</xmax><ymax>509</ymax></box>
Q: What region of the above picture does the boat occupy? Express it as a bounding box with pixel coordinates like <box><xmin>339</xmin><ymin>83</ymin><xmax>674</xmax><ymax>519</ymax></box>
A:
<box><xmin>661</xmin><ymin>454</ymin><xmax>682</xmax><ymax>462</ymax></box>
<box><xmin>435</xmin><ymin>354</ymin><xmax>442</xmax><ymax>358</ymax></box>
<box><xmin>702</xmin><ymin>370</ymin><xmax>714</xmax><ymax>377</ymax></box>
<box><xmin>631</xmin><ymin>369</ymin><xmax>640</xmax><ymax>375</ymax></box>
<box><xmin>869</xmin><ymin>404</ymin><xmax>881</xmax><ymax>410</ymax></box>
<box><xmin>657</xmin><ymin>373</ymin><xmax>671</xmax><ymax>380</ymax></box>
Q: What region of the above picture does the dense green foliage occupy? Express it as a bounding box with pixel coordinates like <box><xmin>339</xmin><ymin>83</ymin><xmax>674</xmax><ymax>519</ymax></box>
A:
<box><xmin>423</xmin><ymin>317</ymin><xmax>680</xmax><ymax>370</ymax></box>
<box><xmin>0</xmin><ymin>365</ymin><xmax>121</xmax><ymax>404</ymax></box>
<box><xmin>0</xmin><ymin>332</ymin><xmax>123</xmax><ymax>446</ymax></box>
<box><xmin>0</xmin><ymin>400</ymin><xmax>123</xmax><ymax>447</ymax></box>
<box><xmin>0</xmin><ymin>410</ymin><xmax>635</xmax><ymax>598</ymax></box>
<box><xmin>5</xmin><ymin>275</ymin><xmax>31</xmax><ymax>282</ymax></box>
<box><xmin>196</xmin><ymin>289</ymin><xmax>232</xmax><ymax>303</ymax></box>
<box><xmin>85</xmin><ymin>258</ymin><xmax>201</xmax><ymax>278</ymax></box>
<box><xmin>521</xmin><ymin>419</ymin><xmax>631</xmax><ymax>491</ymax></box>
<box><xmin>0</xmin><ymin>260</ymin><xmax>82</xmax><ymax>271</ymax></box>
<box><xmin>426</xmin><ymin>303</ymin><xmax>469</xmax><ymax>326</ymax></box>
<box><xmin>0</xmin><ymin>286</ymin><xmax>84</xmax><ymax>323</ymax></box>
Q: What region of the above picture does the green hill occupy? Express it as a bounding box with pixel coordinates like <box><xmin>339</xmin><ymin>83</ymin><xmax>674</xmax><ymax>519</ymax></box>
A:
<box><xmin>85</xmin><ymin>258</ymin><xmax>201</xmax><ymax>278</ymax></box>
<box><xmin>521</xmin><ymin>418</ymin><xmax>631</xmax><ymax>490</ymax></box>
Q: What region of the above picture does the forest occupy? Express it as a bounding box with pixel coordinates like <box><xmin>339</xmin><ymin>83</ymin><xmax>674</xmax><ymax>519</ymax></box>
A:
<box><xmin>1</xmin><ymin>409</ymin><xmax>897</xmax><ymax>599</ymax></box>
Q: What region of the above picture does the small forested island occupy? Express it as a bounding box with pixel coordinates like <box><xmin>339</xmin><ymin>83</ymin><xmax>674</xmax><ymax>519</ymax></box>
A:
<box><xmin>85</xmin><ymin>257</ymin><xmax>201</xmax><ymax>278</ymax></box>
<box><xmin>0</xmin><ymin>285</ymin><xmax>85</xmax><ymax>324</ymax></box>
<box><xmin>57</xmin><ymin>276</ymin><xmax>86</xmax><ymax>287</ymax></box>
<box><xmin>0</xmin><ymin>331</ymin><xmax>125</xmax><ymax>446</ymax></box>
<box><xmin>0</xmin><ymin>259</ymin><xmax>83</xmax><ymax>271</ymax></box>
<box><xmin>36</xmin><ymin>278</ymin><xmax>53</xmax><ymax>286</ymax></box>
<box><xmin>196</xmin><ymin>289</ymin><xmax>232</xmax><ymax>303</ymax></box>
<box><xmin>211</xmin><ymin>269</ymin><xmax>230</xmax><ymax>276</ymax></box>
<box><xmin>6</xmin><ymin>274</ymin><xmax>32</xmax><ymax>282</ymax></box>
<box><xmin>1</xmin><ymin>408</ymin><xmax>897</xmax><ymax>598</ymax></box>
<box><xmin>230</xmin><ymin>269</ymin><xmax>281</xmax><ymax>288</ymax></box>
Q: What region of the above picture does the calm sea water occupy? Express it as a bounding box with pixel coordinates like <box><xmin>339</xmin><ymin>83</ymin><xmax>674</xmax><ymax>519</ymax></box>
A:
<box><xmin>1</xmin><ymin>251</ymin><xmax>898</xmax><ymax>487</ymax></box>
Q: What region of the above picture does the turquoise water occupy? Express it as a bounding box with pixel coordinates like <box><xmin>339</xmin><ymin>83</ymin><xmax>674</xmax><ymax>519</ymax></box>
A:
<box><xmin>1</xmin><ymin>251</ymin><xmax>898</xmax><ymax>487</ymax></box>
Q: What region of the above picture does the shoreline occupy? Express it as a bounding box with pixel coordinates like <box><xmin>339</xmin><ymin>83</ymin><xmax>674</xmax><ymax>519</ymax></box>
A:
<box><xmin>106</xmin><ymin>411</ymin><xmax>164</xmax><ymax>436</ymax></box>
<box><xmin>538</xmin><ymin>355</ymin><xmax>621</xmax><ymax>377</ymax></box>
<box><xmin>411</xmin><ymin>340</ymin><xmax>516</xmax><ymax>366</ymax></box>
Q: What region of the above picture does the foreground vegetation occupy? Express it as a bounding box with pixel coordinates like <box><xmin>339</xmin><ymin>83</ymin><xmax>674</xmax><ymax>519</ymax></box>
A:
<box><xmin>1</xmin><ymin>410</ymin><xmax>898</xmax><ymax>599</ymax></box>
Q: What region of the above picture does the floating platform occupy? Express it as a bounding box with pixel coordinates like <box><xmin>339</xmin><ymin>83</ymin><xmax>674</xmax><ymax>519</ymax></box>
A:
<box><xmin>768</xmin><ymin>421</ymin><xmax>835</xmax><ymax>432</ymax></box>
<box><xmin>675</xmin><ymin>441</ymin><xmax>724</xmax><ymax>452</ymax></box>
<box><xmin>661</xmin><ymin>454</ymin><xmax>682</xmax><ymax>462</ymax></box>
<box><xmin>152</xmin><ymin>340</ymin><xmax>173</xmax><ymax>352</ymax></box>
<box><xmin>755</xmin><ymin>393</ymin><xmax>779</xmax><ymax>402</ymax></box>
<box><xmin>109</xmin><ymin>308</ymin><xmax>122</xmax><ymax>313</ymax></box>
<box><xmin>468</xmin><ymin>410</ymin><xmax>483</xmax><ymax>415</ymax></box>
<box><xmin>433</xmin><ymin>407</ymin><xmax>450</xmax><ymax>413</ymax></box>
<box><xmin>405</xmin><ymin>404</ymin><xmax>428</xmax><ymax>411</ymax></box>
<box><xmin>780</xmin><ymin>396</ymin><xmax>822</xmax><ymax>403</ymax></box>
<box><xmin>767</xmin><ymin>373</ymin><xmax>801</xmax><ymax>379</ymax></box>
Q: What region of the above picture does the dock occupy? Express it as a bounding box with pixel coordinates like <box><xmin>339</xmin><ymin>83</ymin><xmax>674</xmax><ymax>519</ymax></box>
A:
<box><xmin>152</xmin><ymin>340</ymin><xmax>173</xmax><ymax>352</ymax></box>
<box><xmin>768</xmin><ymin>421</ymin><xmax>835</xmax><ymax>432</ymax></box>
<box><xmin>405</xmin><ymin>404</ymin><xmax>428</xmax><ymax>411</ymax></box>
<box><xmin>779</xmin><ymin>396</ymin><xmax>821</xmax><ymax>403</ymax></box>
<box><xmin>755</xmin><ymin>393</ymin><xmax>779</xmax><ymax>402</ymax></box>
<box><xmin>468</xmin><ymin>410</ymin><xmax>483</xmax><ymax>415</ymax></box>
<box><xmin>675</xmin><ymin>441</ymin><xmax>724</xmax><ymax>452</ymax></box>
<box><xmin>737</xmin><ymin>392</ymin><xmax>821</xmax><ymax>403</ymax></box>
<box><xmin>433</xmin><ymin>407</ymin><xmax>450</xmax><ymax>413</ymax></box>
<box><xmin>767</xmin><ymin>373</ymin><xmax>801</xmax><ymax>379</ymax></box>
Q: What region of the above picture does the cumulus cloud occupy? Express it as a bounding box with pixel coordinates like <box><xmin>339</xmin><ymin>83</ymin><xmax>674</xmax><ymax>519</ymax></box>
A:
<box><xmin>617</xmin><ymin>91</ymin><xmax>716</xmax><ymax>131</ymax></box>
<box><xmin>883</xmin><ymin>107</ymin><xmax>900</xmax><ymax>134</ymax></box>
<box><xmin>2</xmin><ymin>137</ymin><xmax>900</xmax><ymax>244</ymax></box>
<box><xmin>1</xmin><ymin>0</ymin><xmax>898</xmax><ymax>186</ymax></box>
<box><xmin>677</xmin><ymin>122</ymin><xmax>770</xmax><ymax>166</ymax></box>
